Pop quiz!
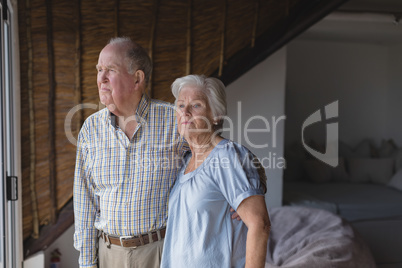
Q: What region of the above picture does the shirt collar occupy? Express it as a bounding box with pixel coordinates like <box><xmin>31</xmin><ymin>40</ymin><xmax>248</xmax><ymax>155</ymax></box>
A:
<box><xmin>136</xmin><ymin>94</ymin><xmax>150</xmax><ymax>121</ymax></box>
<box><xmin>108</xmin><ymin>94</ymin><xmax>150</xmax><ymax>128</ymax></box>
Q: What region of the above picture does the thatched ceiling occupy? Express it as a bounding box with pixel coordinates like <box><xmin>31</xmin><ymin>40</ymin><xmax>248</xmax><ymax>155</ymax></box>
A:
<box><xmin>19</xmin><ymin>0</ymin><xmax>347</xmax><ymax>258</ymax></box>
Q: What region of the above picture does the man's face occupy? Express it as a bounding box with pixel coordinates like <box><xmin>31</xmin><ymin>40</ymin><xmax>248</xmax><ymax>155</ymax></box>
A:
<box><xmin>96</xmin><ymin>44</ymin><xmax>138</xmax><ymax>117</ymax></box>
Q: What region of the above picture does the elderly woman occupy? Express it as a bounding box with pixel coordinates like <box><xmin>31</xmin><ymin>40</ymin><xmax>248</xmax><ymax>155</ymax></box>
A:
<box><xmin>161</xmin><ymin>74</ymin><xmax>270</xmax><ymax>268</ymax></box>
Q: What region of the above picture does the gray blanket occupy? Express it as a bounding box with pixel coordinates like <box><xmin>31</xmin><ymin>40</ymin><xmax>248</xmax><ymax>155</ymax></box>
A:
<box><xmin>265</xmin><ymin>206</ymin><xmax>376</xmax><ymax>268</ymax></box>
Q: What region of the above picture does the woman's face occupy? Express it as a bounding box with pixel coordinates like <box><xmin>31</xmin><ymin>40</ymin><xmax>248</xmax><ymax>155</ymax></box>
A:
<box><xmin>176</xmin><ymin>86</ymin><xmax>214</xmax><ymax>139</ymax></box>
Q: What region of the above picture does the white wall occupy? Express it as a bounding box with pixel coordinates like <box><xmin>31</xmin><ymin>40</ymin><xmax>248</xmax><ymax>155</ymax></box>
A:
<box><xmin>285</xmin><ymin>39</ymin><xmax>400</xmax><ymax>148</ymax></box>
<box><xmin>223</xmin><ymin>48</ymin><xmax>287</xmax><ymax>208</ymax></box>
<box><xmin>24</xmin><ymin>252</ymin><xmax>45</xmax><ymax>268</ymax></box>
<box><xmin>386</xmin><ymin>44</ymin><xmax>402</xmax><ymax>146</ymax></box>
<box><xmin>24</xmin><ymin>225</ymin><xmax>79</xmax><ymax>268</ymax></box>
<box><xmin>44</xmin><ymin>225</ymin><xmax>79</xmax><ymax>268</ymax></box>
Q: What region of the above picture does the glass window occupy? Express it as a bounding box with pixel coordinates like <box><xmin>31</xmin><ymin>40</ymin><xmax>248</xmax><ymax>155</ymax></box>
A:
<box><xmin>1</xmin><ymin>2</ymin><xmax>21</xmax><ymax>267</ymax></box>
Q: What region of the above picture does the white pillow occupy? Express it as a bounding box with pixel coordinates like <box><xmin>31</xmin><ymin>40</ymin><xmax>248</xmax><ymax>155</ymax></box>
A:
<box><xmin>392</xmin><ymin>148</ymin><xmax>402</xmax><ymax>171</ymax></box>
<box><xmin>303</xmin><ymin>160</ymin><xmax>331</xmax><ymax>183</ymax></box>
<box><xmin>378</xmin><ymin>139</ymin><xmax>397</xmax><ymax>158</ymax></box>
<box><xmin>348</xmin><ymin>158</ymin><xmax>394</xmax><ymax>184</ymax></box>
<box><xmin>331</xmin><ymin>157</ymin><xmax>349</xmax><ymax>182</ymax></box>
<box><xmin>303</xmin><ymin>158</ymin><xmax>349</xmax><ymax>183</ymax></box>
<box><xmin>388</xmin><ymin>169</ymin><xmax>402</xmax><ymax>191</ymax></box>
<box><xmin>339</xmin><ymin>140</ymin><xmax>372</xmax><ymax>158</ymax></box>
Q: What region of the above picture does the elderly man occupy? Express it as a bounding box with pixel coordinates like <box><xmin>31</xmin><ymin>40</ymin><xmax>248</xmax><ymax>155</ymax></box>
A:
<box><xmin>73</xmin><ymin>37</ymin><xmax>188</xmax><ymax>268</ymax></box>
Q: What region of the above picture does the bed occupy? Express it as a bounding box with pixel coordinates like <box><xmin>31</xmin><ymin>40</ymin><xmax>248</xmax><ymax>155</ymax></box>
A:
<box><xmin>283</xmin><ymin>182</ymin><xmax>402</xmax><ymax>267</ymax></box>
<box><xmin>283</xmin><ymin>139</ymin><xmax>402</xmax><ymax>267</ymax></box>
<box><xmin>265</xmin><ymin>206</ymin><xmax>376</xmax><ymax>268</ymax></box>
<box><xmin>284</xmin><ymin>182</ymin><xmax>402</xmax><ymax>222</ymax></box>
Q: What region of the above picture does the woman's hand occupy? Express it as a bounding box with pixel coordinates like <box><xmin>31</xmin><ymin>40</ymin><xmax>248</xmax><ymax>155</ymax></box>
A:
<box><xmin>230</xmin><ymin>207</ymin><xmax>241</xmax><ymax>221</ymax></box>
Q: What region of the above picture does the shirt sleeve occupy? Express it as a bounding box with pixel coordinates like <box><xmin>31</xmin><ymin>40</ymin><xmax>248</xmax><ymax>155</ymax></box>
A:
<box><xmin>73</xmin><ymin>123</ymin><xmax>99</xmax><ymax>268</ymax></box>
<box><xmin>213</xmin><ymin>143</ymin><xmax>265</xmax><ymax>210</ymax></box>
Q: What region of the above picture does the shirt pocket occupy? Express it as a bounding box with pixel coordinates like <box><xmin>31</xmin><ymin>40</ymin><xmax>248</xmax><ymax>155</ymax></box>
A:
<box><xmin>92</xmin><ymin>146</ymin><xmax>126</xmax><ymax>188</ymax></box>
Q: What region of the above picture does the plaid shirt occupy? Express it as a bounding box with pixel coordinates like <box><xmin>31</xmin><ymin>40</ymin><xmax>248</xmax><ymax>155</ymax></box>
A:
<box><xmin>73</xmin><ymin>95</ymin><xmax>188</xmax><ymax>267</ymax></box>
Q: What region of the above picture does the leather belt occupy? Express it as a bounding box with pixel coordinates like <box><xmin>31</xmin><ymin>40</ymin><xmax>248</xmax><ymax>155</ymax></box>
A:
<box><xmin>100</xmin><ymin>227</ymin><xmax>166</xmax><ymax>248</ymax></box>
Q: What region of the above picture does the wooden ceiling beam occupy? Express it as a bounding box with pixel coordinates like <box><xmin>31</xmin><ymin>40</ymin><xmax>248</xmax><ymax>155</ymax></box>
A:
<box><xmin>215</xmin><ymin>0</ymin><xmax>349</xmax><ymax>86</ymax></box>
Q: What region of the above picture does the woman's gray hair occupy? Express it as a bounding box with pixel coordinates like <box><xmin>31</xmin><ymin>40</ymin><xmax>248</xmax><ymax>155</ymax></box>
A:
<box><xmin>171</xmin><ymin>74</ymin><xmax>227</xmax><ymax>130</ymax></box>
<box><xmin>108</xmin><ymin>37</ymin><xmax>153</xmax><ymax>85</ymax></box>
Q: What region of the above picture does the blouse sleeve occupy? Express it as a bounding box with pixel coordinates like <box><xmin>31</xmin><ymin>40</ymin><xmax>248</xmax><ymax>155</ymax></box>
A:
<box><xmin>213</xmin><ymin>143</ymin><xmax>266</xmax><ymax>210</ymax></box>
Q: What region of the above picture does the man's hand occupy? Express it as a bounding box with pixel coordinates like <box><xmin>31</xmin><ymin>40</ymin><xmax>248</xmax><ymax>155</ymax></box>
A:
<box><xmin>230</xmin><ymin>207</ymin><xmax>242</xmax><ymax>221</ymax></box>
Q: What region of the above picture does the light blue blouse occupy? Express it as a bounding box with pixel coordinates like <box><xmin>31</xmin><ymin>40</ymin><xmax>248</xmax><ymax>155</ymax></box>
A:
<box><xmin>161</xmin><ymin>139</ymin><xmax>265</xmax><ymax>268</ymax></box>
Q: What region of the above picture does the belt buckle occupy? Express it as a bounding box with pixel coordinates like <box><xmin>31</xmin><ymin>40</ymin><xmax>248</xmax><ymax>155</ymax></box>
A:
<box><xmin>119</xmin><ymin>236</ymin><xmax>137</xmax><ymax>248</ymax></box>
